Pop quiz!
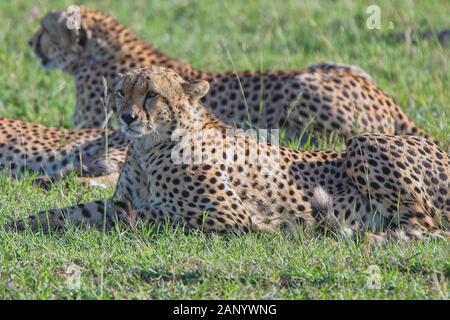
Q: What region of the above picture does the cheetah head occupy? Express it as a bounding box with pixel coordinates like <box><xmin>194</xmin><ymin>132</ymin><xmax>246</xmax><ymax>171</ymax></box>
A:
<box><xmin>115</xmin><ymin>66</ymin><xmax>210</xmax><ymax>140</ymax></box>
<box><xmin>28</xmin><ymin>6</ymin><xmax>90</xmax><ymax>72</ymax></box>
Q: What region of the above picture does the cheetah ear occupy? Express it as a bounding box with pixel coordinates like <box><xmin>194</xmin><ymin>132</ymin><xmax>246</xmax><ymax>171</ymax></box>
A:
<box><xmin>62</xmin><ymin>20</ymin><xmax>89</xmax><ymax>47</ymax></box>
<box><xmin>50</xmin><ymin>8</ymin><xmax>88</xmax><ymax>47</ymax></box>
<box><xmin>182</xmin><ymin>80</ymin><xmax>210</xmax><ymax>101</ymax></box>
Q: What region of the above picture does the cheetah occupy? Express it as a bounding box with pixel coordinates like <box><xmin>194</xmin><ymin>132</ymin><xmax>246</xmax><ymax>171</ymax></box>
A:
<box><xmin>7</xmin><ymin>66</ymin><xmax>448</xmax><ymax>242</ymax></box>
<box><xmin>0</xmin><ymin>118</ymin><xmax>127</xmax><ymax>179</ymax></box>
<box><xmin>29</xmin><ymin>5</ymin><xmax>432</xmax><ymax>141</ymax></box>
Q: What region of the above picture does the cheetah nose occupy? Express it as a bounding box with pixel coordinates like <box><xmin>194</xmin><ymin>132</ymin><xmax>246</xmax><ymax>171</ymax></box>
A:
<box><xmin>121</xmin><ymin>112</ymin><xmax>138</xmax><ymax>125</ymax></box>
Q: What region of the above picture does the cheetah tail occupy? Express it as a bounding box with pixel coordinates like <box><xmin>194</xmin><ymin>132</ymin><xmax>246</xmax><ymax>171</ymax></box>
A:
<box><xmin>311</xmin><ymin>186</ymin><xmax>353</xmax><ymax>238</ymax></box>
<box><xmin>311</xmin><ymin>186</ymin><xmax>334</xmax><ymax>219</ymax></box>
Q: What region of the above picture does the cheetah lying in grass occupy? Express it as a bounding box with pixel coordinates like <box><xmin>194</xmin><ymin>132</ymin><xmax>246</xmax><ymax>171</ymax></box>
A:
<box><xmin>0</xmin><ymin>118</ymin><xmax>126</xmax><ymax>181</ymax></box>
<box><xmin>7</xmin><ymin>66</ymin><xmax>448</xmax><ymax>242</ymax></box>
<box><xmin>3</xmin><ymin>4</ymin><xmax>435</xmax><ymax>182</ymax></box>
<box><xmin>29</xmin><ymin>5</ymin><xmax>432</xmax><ymax>137</ymax></box>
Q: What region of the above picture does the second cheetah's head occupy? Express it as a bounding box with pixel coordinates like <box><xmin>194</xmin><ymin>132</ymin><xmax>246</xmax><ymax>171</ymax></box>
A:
<box><xmin>114</xmin><ymin>66</ymin><xmax>210</xmax><ymax>140</ymax></box>
<box><xmin>28</xmin><ymin>6</ymin><xmax>90</xmax><ymax>71</ymax></box>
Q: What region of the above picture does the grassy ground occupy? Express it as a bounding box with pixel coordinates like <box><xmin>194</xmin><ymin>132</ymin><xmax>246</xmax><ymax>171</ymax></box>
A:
<box><xmin>0</xmin><ymin>0</ymin><xmax>448</xmax><ymax>299</ymax></box>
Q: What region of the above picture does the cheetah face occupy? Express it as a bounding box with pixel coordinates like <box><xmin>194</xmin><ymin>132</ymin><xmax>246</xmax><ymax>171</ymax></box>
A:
<box><xmin>115</xmin><ymin>66</ymin><xmax>210</xmax><ymax>140</ymax></box>
<box><xmin>29</xmin><ymin>9</ymin><xmax>88</xmax><ymax>71</ymax></box>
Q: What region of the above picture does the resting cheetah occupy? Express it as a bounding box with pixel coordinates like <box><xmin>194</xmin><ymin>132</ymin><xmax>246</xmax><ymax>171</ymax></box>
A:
<box><xmin>7</xmin><ymin>66</ymin><xmax>448</xmax><ymax>242</ymax></box>
<box><xmin>29</xmin><ymin>5</ymin><xmax>431</xmax><ymax>142</ymax></box>
<box><xmin>0</xmin><ymin>118</ymin><xmax>126</xmax><ymax>178</ymax></box>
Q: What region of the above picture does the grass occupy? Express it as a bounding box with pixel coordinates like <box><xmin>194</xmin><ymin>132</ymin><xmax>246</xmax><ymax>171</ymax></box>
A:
<box><xmin>0</xmin><ymin>0</ymin><xmax>448</xmax><ymax>299</ymax></box>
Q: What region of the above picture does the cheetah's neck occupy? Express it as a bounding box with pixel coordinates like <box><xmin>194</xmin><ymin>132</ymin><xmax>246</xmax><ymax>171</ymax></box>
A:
<box><xmin>77</xmin><ymin>7</ymin><xmax>210</xmax><ymax>81</ymax></box>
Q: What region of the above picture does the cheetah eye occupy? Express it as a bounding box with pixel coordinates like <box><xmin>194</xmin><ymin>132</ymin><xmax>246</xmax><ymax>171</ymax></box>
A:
<box><xmin>144</xmin><ymin>90</ymin><xmax>159</xmax><ymax>106</ymax></box>
<box><xmin>116</xmin><ymin>89</ymin><xmax>125</xmax><ymax>99</ymax></box>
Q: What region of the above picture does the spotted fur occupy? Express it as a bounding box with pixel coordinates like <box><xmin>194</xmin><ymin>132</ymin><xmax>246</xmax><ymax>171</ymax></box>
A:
<box><xmin>0</xmin><ymin>118</ymin><xmax>127</xmax><ymax>178</ymax></box>
<box><xmin>7</xmin><ymin>67</ymin><xmax>448</xmax><ymax>242</ymax></box>
<box><xmin>29</xmin><ymin>5</ymin><xmax>432</xmax><ymax>137</ymax></box>
<box><xmin>14</xmin><ymin>5</ymin><xmax>434</xmax><ymax>181</ymax></box>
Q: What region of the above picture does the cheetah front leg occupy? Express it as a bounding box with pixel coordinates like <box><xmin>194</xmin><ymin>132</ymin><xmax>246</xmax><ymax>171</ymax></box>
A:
<box><xmin>5</xmin><ymin>199</ymin><xmax>134</xmax><ymax>232</ymax></box>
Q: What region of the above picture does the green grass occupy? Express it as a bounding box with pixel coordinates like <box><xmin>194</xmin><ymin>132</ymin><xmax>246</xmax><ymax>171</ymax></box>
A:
<box><xmin>0</xmin><ymin>0</ymin><xmax>449</xmax><ymax>299</ymax></box>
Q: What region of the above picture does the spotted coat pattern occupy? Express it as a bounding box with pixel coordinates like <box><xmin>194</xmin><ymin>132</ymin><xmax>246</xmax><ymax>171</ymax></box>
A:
<box><xmin>16</xmin><ymin>5</ymin><xmax>435</xmax><ymax>180</ymax></box>
<box><xmin>7</xmin><ymin>67</ymin><xmax>448</xmax><ymax>242</ymax></box>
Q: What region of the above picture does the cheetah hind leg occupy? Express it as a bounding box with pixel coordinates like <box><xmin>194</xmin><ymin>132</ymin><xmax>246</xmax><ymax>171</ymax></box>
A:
<box><xmin>353</xmin><ymin>215</ymin><xmax>449</xmax><ymax>243</ymax></box>
<box><xmin>360</xmin><ymin>226</ymin><xmax>449</xmax><ymax>244</ymax></box>
<box><xmin>309</xmin><ymin>187</ymin><xmax>446</xmax><ymax>243</ymax></box>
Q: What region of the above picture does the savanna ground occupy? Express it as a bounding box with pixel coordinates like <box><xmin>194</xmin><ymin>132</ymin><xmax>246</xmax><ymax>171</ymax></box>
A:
<box><xmin>0</xmin><ymin>0</ymin><xmax>449</xmax><ymax>299</ymax></box>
